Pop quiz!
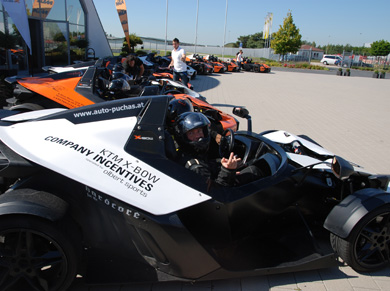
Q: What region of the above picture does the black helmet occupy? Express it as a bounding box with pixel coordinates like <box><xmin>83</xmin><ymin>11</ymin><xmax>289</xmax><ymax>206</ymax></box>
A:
<box><xmin>166</xmin><ymin>98</ymin><xmax>194</xmax><ymax>125</ymax></box>
<box><xmin>108</xmin><ymin>78</ymin><xmax>130</xmax><ymax>98</ymax></box>
<box><xmin>111</xmin><ymin>71</ymin><xmax>132</xmax><ymax>82</ymax></box>
<box><xmin>175</xmin><ymin>112</ymin><xmax>210</xmax><ymax>154</ymax></box>
<box><xmin>113</xmin><ymin>63</ymin><xmax>124</xmax><ymax>72</ymax></box>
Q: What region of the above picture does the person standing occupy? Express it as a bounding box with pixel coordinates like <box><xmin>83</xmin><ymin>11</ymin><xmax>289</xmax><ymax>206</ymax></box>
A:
<box><xmin>236</xmin><ymin>50</ymin><xmax>243</xmax><ymax>72</ymax></box>
<box><xmin>169</xmin><ymin>38</ymin><xmax>189</xmax><ymax>88</ymax></box>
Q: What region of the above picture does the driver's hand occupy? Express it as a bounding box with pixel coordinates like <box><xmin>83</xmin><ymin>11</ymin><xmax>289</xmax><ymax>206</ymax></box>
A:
<box><xmin>221</xmin><ymin>152</ymin><xmax>241</xmax><ymax>170</ymax></box>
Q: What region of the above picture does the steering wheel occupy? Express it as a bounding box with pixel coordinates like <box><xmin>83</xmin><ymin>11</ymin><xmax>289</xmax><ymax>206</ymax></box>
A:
<box><xmin>219</xmin><ymin>128</ymin><xmax>235</xmax><ymax>158</ymax></box>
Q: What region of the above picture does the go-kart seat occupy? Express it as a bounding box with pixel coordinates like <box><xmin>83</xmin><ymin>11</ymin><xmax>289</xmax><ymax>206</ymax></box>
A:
<box><xmin>140</xmin><ymin>85</ymin><xmax>160</xmax><ymax>96</ymax></box>
<box><xmin>97</xmin><ymin>77</ymin><xmax>109</xmax><ymax>95</ymax></box>
<box><xmin>255</xmin><ymin>153</ymin><xmax>280</xmax><ymax>176</ymax></box>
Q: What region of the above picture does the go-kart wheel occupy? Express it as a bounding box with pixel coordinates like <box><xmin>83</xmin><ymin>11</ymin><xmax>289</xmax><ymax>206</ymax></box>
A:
<box><xmin>330</xmin><ymin>205</ymin><xmax>390</xmax><ymax>272</ymax></box>
<box><xmin>219</xmin><ymin>128</ymin><xmax>235</xmax><ymax>158</ymax></box>
<box><xmin>0</xmin><ymin>215</ymin><xmax>79</xmax><ymax>291</ymax></box>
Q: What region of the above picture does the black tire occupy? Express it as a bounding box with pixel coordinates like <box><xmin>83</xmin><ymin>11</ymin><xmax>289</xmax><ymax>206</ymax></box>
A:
<box><xmin>0</xmin><ymin>215</ymin><xmax>79</xmax><ymax>291</ymax></box>
<box><xmin>253</xmin><ymin>65</ymin><xmax>260</xmax><ymax>73</ymax></box>
<box><xmin>330</xmin><ymin>205</ymin><xmax>390</xmax><ymax>272</ymax></box>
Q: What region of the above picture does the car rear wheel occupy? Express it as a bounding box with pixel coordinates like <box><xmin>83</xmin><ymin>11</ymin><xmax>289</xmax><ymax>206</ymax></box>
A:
<box><xmin>323</xmin><ymin>61</ymin><xmax>328</xmax><ymax>65</ymax></box>
<box><xmin>0</xmin><ymin>215</ymin><xmax>79</xmax><ymax>291</ymax></box>
<box><xmin>330</xmin><ymin>205</ymin><xmax>390</xmax><ymax>272</ymax></box>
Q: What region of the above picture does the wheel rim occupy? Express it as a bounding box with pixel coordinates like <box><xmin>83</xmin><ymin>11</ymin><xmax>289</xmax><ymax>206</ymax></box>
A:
<box><xmin>354</xmin><ymin>211</ymin><xmax>390</xmax><ymax>270</ymax></box>
<box><xmin>0</xmin><ymin>228</ymin><xmax>68</xmax><ymax>291</ymax></box>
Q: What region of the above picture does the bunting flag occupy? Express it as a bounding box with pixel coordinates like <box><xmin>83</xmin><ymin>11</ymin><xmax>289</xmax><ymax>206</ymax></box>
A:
<box><xmin>115</xmin><ymin>0</ymin><xmax>130</xmax><ymax>50</ymax></box>
<box><xmin>263</xmin><ymin>18</ymin><xmax>269</xmax><ymax>40</ymax></box>
<box><xmin>263</xmin><ymin>13</ymin><xmax>273</xmax><ymax>40</ymax></box>
<box><xmin>32</xmin><ymin>0</ymin><xmax>55</xmax><ymax>19</ymax></box>
<box><xmin>0</xmin><ymin>0</ymin><xmax>32</xmax><ymax>54</ymax></box>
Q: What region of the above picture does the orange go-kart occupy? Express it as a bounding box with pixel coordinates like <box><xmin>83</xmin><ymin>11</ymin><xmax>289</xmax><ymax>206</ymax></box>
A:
<box><xmin>4</xmin><ymin>59</ymin><xmax>237</xmax><ymax>132</ymax></box>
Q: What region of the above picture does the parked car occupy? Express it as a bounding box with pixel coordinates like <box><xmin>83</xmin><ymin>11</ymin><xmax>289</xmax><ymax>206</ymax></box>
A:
<box><xmin>321</xmin><ymin>55</ymin><xmax>342</xmax><ymax>65</ymax></box>
<box><xmin>0</xmin><ymin>100</ymin><xmax>389</xmax><ymax>291</ymax></box>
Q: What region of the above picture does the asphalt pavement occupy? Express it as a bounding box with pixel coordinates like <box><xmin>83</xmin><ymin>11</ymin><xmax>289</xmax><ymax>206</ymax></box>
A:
<box><xmin>69</xmin><ymin>67</ymin><xmax>390</xmax><ymax>290</ymax></box>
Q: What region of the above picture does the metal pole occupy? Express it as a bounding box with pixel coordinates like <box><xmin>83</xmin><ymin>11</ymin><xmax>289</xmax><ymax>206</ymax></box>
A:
<box><xmin>222</xmin><ymin>0</ymin><xmax>228</xmax><ymax>60</ymax></box>
<box><xmin>165</xmin><ymin>0</ymin><xmax>168</xmax><ymax>55</ymax></box>
<box><xmin>194</xmin><ymin>0</ymin><xmax>199</xmax><ymax>54</ymax></box>
<box><xmin>269</xmin><ymin>13</ymin><xmax>273</xmax><ymax>49</ymax></box>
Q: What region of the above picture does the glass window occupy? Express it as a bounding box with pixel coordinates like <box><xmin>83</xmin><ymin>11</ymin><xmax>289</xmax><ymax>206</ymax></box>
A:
<box><xmin>45</xmin><ymin>0</ymin><xmax>65</xmax><ymax>21</ymax></box>
<box><xmin>1</xmin><ymin>11</ymin><xmax>27</xmax><ymax>70</ymax></box>
<box><xmin>69</xmin><ymin>23</ymin><xmax>86</xmax><ymax>63</ymax></box>
<box><xmin>0</xmin><ymin>10</ymin><xmax>4</xmax><ymax>32</ymax></box>
<box><xmin>43</xmin><ymin>21</ymin><xmax>68</xmax><ymax>66</ymax></box>
<box><xmin>0</xmin><ymin>10</ymin><xmax>5</xmax><ymax>67</ymax></box>
<box><xmin>67</xmin><ymin>0</ymin><xmax>85</xmax><ymax>26</ymax></box>
<box><xmin>30</xmin><ymin>0</ymin><xmax>59</xmax><ymax>19</ymax></box>
<box><xmin>25</xmin><ymin>0</ymin><xmax>34</xmax><ymax>17</ymax></box>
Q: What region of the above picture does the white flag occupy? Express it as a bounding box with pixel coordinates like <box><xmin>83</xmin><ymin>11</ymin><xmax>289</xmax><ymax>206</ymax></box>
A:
<box><xmin>1</xmin><ymin>0</ymin><xmax>32</xmax><ymax>54</ymax></box>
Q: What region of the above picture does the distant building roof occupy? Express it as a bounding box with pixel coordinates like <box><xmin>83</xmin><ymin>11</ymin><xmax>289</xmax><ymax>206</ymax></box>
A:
<box><xmin>300</xmin><ymin>45</ymin><xmax>323</xmax><ymax>52</ymax></box>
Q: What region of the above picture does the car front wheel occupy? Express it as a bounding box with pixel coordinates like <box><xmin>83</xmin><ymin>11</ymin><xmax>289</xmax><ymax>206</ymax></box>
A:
<box><xmin>330</xmin><ymin>205</ymin><xmax>390</xmax><ymax>272</ymax></box>
<box><xmin>323</xmin><ymin>61</ymin><xmax>328</xmax><ymax>65</ymax></box>
<box><xmin>0</xmin><ymin>215</ymin><xmax>79</xmax><ymax>291</ymax></box>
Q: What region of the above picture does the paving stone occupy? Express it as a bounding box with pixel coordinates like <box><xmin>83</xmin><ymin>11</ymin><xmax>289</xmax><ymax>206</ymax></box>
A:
<box><xmin>69</xmin><ymin>69</ymin><xmax>390</xmax><ymax>291</ymax></box>
<box><xmin>241</xmin><ymin>276</ymin><xmax>269</xmax><ymax>291</ymax></box>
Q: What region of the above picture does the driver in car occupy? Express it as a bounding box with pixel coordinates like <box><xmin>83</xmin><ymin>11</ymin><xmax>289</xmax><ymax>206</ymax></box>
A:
<box><xmin>174</xmin><ymin>112</ymin><xmax>264</xmax><ymax>187</ymax></box>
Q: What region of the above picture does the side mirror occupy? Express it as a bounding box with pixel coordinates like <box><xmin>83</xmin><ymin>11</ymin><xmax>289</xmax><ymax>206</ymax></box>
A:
<box><xmin>332</xmin><ymin>156</ymin><xmax>355</xmax><ymax>180</ymax></box>
<box><xmin>232</xmin><ymin>107</ymin><xmax>249</xmax><ymax>118</ymax></box>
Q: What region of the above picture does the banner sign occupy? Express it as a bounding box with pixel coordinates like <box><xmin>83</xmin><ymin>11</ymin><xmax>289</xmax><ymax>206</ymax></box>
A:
<box><xmin>0</xmin><ymin>0</ymin><xmax>32</xmax><ymax>54</ymax></box>
<box><xmin>263</xmin><ymin>12</ymin><xmax>273</xmax><ymax>40</ymax></box>
<box><xmin>115</xmin><ymin>0</ymin><xmax>130</xmax><ymax>50</ymax></box>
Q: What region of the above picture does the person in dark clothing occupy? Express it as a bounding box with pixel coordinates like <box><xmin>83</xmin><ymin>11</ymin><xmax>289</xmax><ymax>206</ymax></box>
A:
<box><xmin>122</xmin><ymin>55</ymin><xmax>145</xmax><ymax>81</ymax></box>
<box><xmin>174</xmin><ymin>112</ymin><xmax>264</xmax><ymax>187</ymax></box>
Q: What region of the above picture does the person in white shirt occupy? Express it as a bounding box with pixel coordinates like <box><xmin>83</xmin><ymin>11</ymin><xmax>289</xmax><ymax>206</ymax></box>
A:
<box><xmin>236</xmin><ymin>50</ymin><xmax>243</xmax><ymax>72</ymax></box>
<box><xmin>169</xmin><ymin>38</ymin><xmax>189</xmax><ymax>88</ymax></box>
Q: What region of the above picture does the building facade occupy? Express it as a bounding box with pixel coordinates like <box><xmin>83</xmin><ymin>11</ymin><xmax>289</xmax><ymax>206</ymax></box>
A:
<box><xmin>1</xmin><ymin>0</ymin><xmax>112</xmax><ymax>75</ymax></box>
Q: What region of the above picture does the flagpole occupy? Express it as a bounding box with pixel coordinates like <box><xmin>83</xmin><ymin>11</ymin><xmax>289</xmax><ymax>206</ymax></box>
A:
<box><xmin>194</xmin><ymin>0</ymin><xmax>199</xmax><ymax>54</ymax></box>
<box><xmin>165</xmin><ymin>0</ymin><xmax>168</xmax><ymax>55</ymax></box>
<box><xmin>222</xmin><ymin>0</ymin><xmax>228</xmax><ymax>60</ymax></box>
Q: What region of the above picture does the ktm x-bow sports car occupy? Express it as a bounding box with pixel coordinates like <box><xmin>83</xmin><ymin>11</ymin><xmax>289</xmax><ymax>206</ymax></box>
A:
<box><xmin>0</xmin><ymin>96</ymin><xmax>389</xmax><ymax>290</ymax></box>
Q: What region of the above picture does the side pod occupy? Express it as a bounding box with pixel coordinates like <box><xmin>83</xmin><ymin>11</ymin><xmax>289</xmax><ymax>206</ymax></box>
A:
<box><xmin>324</xmin><ymin>188</ymin><xmax>390</xmax><ymax>238</ymax></box>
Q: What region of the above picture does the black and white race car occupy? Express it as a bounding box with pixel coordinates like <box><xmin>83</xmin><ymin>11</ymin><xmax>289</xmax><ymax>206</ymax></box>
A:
<box><xmin>0</xmin><ymin>95</ymin><xmax>389</xmax><ymax>291</ymax></box>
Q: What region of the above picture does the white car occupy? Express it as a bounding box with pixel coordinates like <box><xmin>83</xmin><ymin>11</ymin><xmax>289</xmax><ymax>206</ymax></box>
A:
<box><xmin>320</xmin><ymin>55</ymin><xmax>342</xmax><ymax>65</ymax></box>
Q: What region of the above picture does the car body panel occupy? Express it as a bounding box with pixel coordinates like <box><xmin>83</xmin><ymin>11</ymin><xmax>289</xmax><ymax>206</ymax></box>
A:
<box><xmin>0</xmin><ymin>98</ymin><xmax>212</xmax><ymax>215</ymax></box>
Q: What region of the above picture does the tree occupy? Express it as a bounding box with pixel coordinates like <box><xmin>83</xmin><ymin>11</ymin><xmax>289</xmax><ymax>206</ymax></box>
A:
<box><xmin>370</xmin><ymin>40</ymin><xmax>390</xmax><ymax>56</ymax></box>
<box><xmin>271</xmin><ymin>11</ymin><xmax>302</xmax><ymax>60</ymax></box>
<box><xmin>247</xmin><ymin>32</ymin><xmax>264</xmax><ymax>48</ymax></box>
<box><xmin>235</xmin><ymin>35</ymin><xmax>250</xmax><ymax>48</ymax></box>
<box><xmin>234</xmin><ymin>32</ymin><xmax>265</xmax><ymax>48</ymax></box>
<box><xmin>121</xmin><ymin>33</ymin><xmax>143</xmax><ymax>55</ymax></box>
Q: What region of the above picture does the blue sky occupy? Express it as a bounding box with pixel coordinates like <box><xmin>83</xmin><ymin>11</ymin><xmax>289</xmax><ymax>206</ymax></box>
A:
<box><xmin>95</xmin><ymin>0</ymin><xmax>390</xmax><ymax>47</ymax></box>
